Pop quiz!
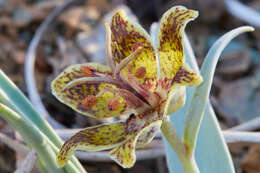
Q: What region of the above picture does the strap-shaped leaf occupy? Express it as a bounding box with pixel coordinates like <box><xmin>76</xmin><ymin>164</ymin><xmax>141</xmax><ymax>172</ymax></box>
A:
<box><xmin>164</xmin><ymin>27</ymin><xmax>254</xmax><ymax>173</ymax></box>
<box><xmin>183</xmin><ymin>26</ymin><xmax>255</xmax><ymax>153</ymax></box>
<box><xmin>157</xmin><ymin>6</ymin><xmax>198</xmax><ymax>79</ymax></box>
<box><xmin>0</xmin><ymin>70</ymin><xmax>85</xmax><ymax>173</ymax></box>
<box><xmin>110</xmin><ymin>10</ymin><xmax>158</xmax><ymax>92</ymax></box>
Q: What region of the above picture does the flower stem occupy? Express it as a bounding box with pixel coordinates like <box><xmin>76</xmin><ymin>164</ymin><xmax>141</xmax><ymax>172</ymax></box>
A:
<box><xmin>161</xmin><ymin>117</ymin><xmax>185</xmax><ymax>156</ymax></box>
<box><xmin>181</xmin><ymin>156</ymin><xmax>200</xmax><ymax>173</ymax></box>
<box><xmin>161</xmin><ymin>117</ymin><xmax>200</xmax><ymax>173</ymax></box>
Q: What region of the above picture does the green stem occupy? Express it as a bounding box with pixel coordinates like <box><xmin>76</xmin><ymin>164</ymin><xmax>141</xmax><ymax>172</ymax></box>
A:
<box><xmin>0</xmin><ymin>103</ymin><xmax>64</xmax><ymax>173</ymax></box>
<box><xmin>161</xmin><ymin>117</ymin><xmax>200</xmax><ymax>173</ymax></box>
<box><xmin>161</xmin><ymin>117</ymin><xmax>185</xmax><ymax>156</ymax></box>
<box><xmin>0</xmin><ymin>70</ymin><xmax>86</xmax><ymax>172</ymax></box>
<box><xmin>181</xmin><ymin>156</ymin><xmax>200</xmax><ymax>173</ymax></box>
<box><xmin>37</xmin><ymin>159</ymin><xmax>50</xmax><ymax>173</ymax></box>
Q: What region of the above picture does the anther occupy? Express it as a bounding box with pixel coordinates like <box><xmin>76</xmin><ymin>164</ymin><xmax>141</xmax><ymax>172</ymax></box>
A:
<box><xmin>82</xmin><ymin>95</ymin><xmax>98</xmax><ymax>108</ymax></box>
<box><xmin>134</xmin><ymin>66</ymin><xmax>146</xmax><ymax>78</ymax></box>
<box><xmin>131</xmin><ymin>42</ymin><xmax>143</xmax><ymax>52</ymax></box>
<box><xmin>107</xmin><ymin>98</ymin><xmax>120</xmax><ymax>111</ymax></box>
<box><xmin>81</xmin><ymin>66</ymin><xmax>95</xmax><ymax>77</ymax></box>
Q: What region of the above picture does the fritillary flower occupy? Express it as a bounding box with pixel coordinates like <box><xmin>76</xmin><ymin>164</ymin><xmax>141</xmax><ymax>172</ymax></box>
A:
<box><xmin>52</xmin><ymin>6</ymin><xmax>202</xmax><ymax>168</ymax></box>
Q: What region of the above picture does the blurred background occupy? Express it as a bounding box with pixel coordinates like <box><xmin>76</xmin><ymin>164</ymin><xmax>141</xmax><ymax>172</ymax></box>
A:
<box><xmin>0</xmin><ymin>0</ymin><xmax>260</xmax><ymax>172</ymax></box>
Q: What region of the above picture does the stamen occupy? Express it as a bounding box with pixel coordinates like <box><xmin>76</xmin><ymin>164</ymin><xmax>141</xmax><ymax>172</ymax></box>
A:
<box><xmin>108</xmin><ymin>98</ymin><xmax>120</xmax><ymax>111</ymax></box>
<box><xmin>131</xmin><ymin>42</ymin><xmax>143</xmax><ymax>52</ymax></box>
<box><xmin>114</xmin><ymin>41</ymin><xmax>124</xmax><ymax>60</ymax></box>
<box><xmin>114</xmin><ymin>46</ymin><xmax>143</xmax><ymax>79</ymax></box>
<box><xmin>82</xmin><ymin>95</ymin><xmax>98</xmax><ymax>108</ymax></box>
<box><xmin>61</xmin><ymin>77</ymin><xmax>124</xmax><ymax>92</ymax></box>
<box><xmin>105</xmin><ymin>23</ymin><xmax>115</xmax><ymax>72</ymax></box>
<box><xmin>134</xmin><ymin>66</ymin><xmax>146</xmax><ymax>78</ymax></box>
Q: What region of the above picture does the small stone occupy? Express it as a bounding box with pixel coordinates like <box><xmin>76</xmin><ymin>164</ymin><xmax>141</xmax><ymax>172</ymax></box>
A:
<box><xmin>241</xmin><ymin>145</ymin><xmax>260</xmax><ymax>173</ymax></box>
<box><xmin>217</xmin><ymin>50</ymin><xmax>250</xmax><ymax>79</ymax></box>
<box><xmin>76</xmin><ymin>5</ymin><xmax>138</xmax><ymax>64</ymax></box>
<box><xmin>12</xmin><ymin>8</ymin><xmax>32</xmax><ymax>27</ymax></box>
<box><xmin>216</xmin><ymin>76</ymin><xmax>260</xmax><ymax>123</ymax></box>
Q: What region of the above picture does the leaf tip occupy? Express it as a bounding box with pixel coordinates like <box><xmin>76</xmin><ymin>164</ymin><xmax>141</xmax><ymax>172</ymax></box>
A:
<box><xmin>239</xmin><ymin>26</ymin><xmax>255</xmax><ymax>33</ymax></box>
<box><xmin>247</xmin><ymin>26</ymin><xmax>255</xmax><ymax>32</ymax></box>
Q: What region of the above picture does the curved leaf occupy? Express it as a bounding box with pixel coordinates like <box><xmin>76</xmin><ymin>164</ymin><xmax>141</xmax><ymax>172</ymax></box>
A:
<box><xmin>183</xmin><ymin>26</ymin><xmax>254</xmax><ymax>151</ymax></box>
<box><xmin>164</xmin><ymin>26</ymin><xmax>254</xmax><ymax>173</ymax></box>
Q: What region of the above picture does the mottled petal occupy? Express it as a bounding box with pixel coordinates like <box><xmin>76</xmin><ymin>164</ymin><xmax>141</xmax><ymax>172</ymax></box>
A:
<box><xmin>121</xmin><ymin>72</ymin><xmax>159</xmax><ymax>107</ymax></box>
<box><xmin>172</xmin><ymin>63</ymin><xmax>203</xmax><ymax>86</ymax></box>
<box><xmin>56</xmin><ymin>122</ymin><xmax>132</xmax><ymax>167</ymax></box>
<box><xmin>165</xmin><ymin>85</ymin><xmax>186</xmax><ymax>115</ymax></box>
<box><xmin>53</xmin><ymin>76</ymin><xmax>146</xmax><ymax>118</ymax></box>
<box><xmin>165</xmin><ymin>64</ymin><xmax>202</xmax><ymax>115</ymax></box>
<box><xmin>157</xmin><ymin>6</ymin><xmax>198</xmax><ymax>79</ymax></box>
<box><xmin>109</xmin><ymin>136</ymin><xmax>136</xmax><ymax>168</ymax></box>
<box><xmin>104</xmin><ymin>87</ymin><xmax>151</xmax><ymax>113</ymax></box>
<box><xmin>136</xmin><ymin>120</ymin><xmax>161</xmax><ymax>148</ymax></box>
<box><xmin>109</xmin><ymin>120</ymin><xmax>162</xmax><ymax>168</ymax></box>
<box><xmin>51</xmin><ymin>63</ymin><xmax>147</xmax><ymax>118</ymax></box>
<box><xmin>110</xmin><ymin>10</ymin><xmax>158</xmax><ymax>92</ymax></box>
<box><xmin>52</xmin><ymin>63</ymin><xmax>112</xmax><ymax>93</ymax></box>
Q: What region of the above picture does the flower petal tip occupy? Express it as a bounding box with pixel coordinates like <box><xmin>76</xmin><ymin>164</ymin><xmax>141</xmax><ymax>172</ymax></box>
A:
<box><xmin>56</xmin><ymin>155</ymin><xmax>68</xmax><ymax>168</ymax></box>
<box><xmin>109</xmin><ymin>139</ymin><xmax>136</xmax><ymax>168</ymax></box>
<box><xmin>163</xmin><ymin>6</ymin><xmax>199</xmax><ymax>21</ymax></box>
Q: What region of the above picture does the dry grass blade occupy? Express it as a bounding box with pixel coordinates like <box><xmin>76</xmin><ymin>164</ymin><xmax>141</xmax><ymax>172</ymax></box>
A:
<box><xmin>14</xmin><ymin>150</ymin><xmax>38</xmax><ymax>173</ymax></box>
<box><xmin>229</xmin><ymin>117</ymin><xmax>260</xmax><ymax>131</ymax></box>
<box><xmin>25</xmin><ymin>0</ymin><xmax>83</xmax><ymax>129</ymax></box>
<box><xmin>223</xmin><ymin>131</ymin><xmax>260</xmax><ymax>143</ymax></box>
<box><xmin>0</xmin><ymin>133</ymin><xmax>29</xmax><ymax>156</ymax></box>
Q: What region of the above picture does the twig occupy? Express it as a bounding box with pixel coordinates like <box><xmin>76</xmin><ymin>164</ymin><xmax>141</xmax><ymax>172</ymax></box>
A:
<box><xmin>4</xmin><ymin>128</ymin><xmax>260</xmax><ymax>164</ymax></box>
<box><xmin>0</xmin><ymin>128</ymin><xmax>164</xmax><ymax>162</ymax></box>
<box><xmin>156</xmin><ymin>157</ymin><xmax>165</xmax><ymax>173</ymax></box>
<box><xmin>14</xmin><ymin>150</ymin><xmax>38</xmax><ymax>173</ymax></box>
<box><xmin>24</xmin><ymin>0</ymin><xmax>83</xmax><ymax>129</ymax></box>
<box><xmin>228</xmin><ymin>116</ymin><xmax>260</xmax><ymax>131</ymax></box>
<box><xmin>223</xmin><ymin>131</ymin><xmax>260</xmax><ymax>143</ymax></box>
<box><xmin>0</xmin><ymin>133</ymin><xmax>29</xmax><ymax>156</ymax></box>
<box><xmin>75</xmin><ymin>147</ymin><xmax>164</xmax><ymax>162</ymax></box>
<box><xmin>224</xmin><ymin>0</ymin><xmax>260</xmax><ymax>28</ymax></box>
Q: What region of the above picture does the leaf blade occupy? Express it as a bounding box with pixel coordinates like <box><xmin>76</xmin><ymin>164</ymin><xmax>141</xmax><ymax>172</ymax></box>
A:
<box><xmin>163</xmin><ymin>26</ymin><xmax>254</xmax><ymax>173</ymax></box>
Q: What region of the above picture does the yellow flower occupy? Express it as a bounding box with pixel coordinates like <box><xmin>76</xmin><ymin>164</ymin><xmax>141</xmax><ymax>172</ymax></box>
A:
<box><xmin>51</xmin><ymin>6</ymin><xmax>202</xmax><ymax>168</ymax></box>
